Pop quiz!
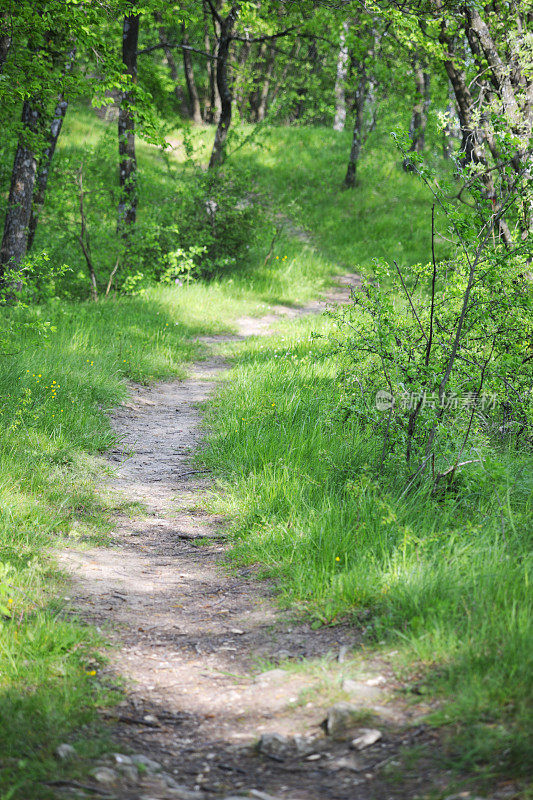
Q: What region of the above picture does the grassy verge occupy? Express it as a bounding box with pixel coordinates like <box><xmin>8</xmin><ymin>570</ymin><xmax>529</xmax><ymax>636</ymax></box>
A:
<box><xmin>0</xmin><ymin>120</ymin><xmax>353</xmax><ymax>794</ymax></box>
<box><xmin>201</xmin><ymin>297</ymin><xmax>532</xmax><ymax>783</ymax></box>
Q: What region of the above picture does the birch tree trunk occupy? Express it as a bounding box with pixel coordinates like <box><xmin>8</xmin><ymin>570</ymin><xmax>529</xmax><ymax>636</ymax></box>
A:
<box><xmin>0</xmin><ymin>100</ymin><xmax>40</xmax><ymax>279</ymax></box>
<box><xmin>438</xmin><ymin>19</ymin><xmax>511</xmax><ymax>244</ymax></box>
<box><xmin>118</xmin><ymin>11</ymin><xmax>139</xmax><ymax>233</ymax></box>
<box><xmin>403</xmin><ymin>61</ymin><xmax>430</xmax><ymax>170</ymax></box>
<box><xmin>344</xmin><ymin>72</ymin><xmax>367</xmax><ymax>187</ymax></box>
<box><xmin>27</xmin><ymin>95</ymin><xmax>69</xmax><ymax>251</ymax></box>
<box><xmin>333</xmin><ymin>21</ymin><xmax>349</xmax><ymax>132</ymax></box>
<box><xmin>256</xmin><ymin>45</ymin><xmax>275</xmax><ymax>122</ymax></box>
<box><xmin>26</xmin><ymin>48</ymin><xmax>75</xmax><ymax>251</ymax></box>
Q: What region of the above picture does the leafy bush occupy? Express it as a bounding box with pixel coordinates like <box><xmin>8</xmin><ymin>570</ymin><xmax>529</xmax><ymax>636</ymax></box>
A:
<box><xmin>329</xmin><ymin>151</ymin><xmax>532</xmax><ymax>490</ymax></box>
<box><xmin>37</xmin><ymin>126</ymin><xmax>261</xmax><ymax>300</ymax></box>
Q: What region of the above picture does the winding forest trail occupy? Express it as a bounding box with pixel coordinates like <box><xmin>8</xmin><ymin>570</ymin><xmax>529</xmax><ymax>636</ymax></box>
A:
<box><xmin>59</xmin><ymin>275</ymin><xmax>442</xmax><ymax>800</ymax></box>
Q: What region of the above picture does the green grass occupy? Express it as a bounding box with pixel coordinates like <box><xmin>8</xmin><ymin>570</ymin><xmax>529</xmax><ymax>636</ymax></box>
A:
<box><xmin>1</xmin><ymin>106</ymin><xmax>529</xmax><ymax>796</ymax></box>
<box><xmin>201</xmin><ymin>312</ymin><xmax>532</xmax><ymax>779</ymax></box>
<box><xmin>171</xmin><ymin>112</ymin><xmax>452</xmax><ymax>272</ymax></box>
<box><xmin>0</xmin><ymin>114</ymin><xmax>371</xmax><ymax>797</ymax></box>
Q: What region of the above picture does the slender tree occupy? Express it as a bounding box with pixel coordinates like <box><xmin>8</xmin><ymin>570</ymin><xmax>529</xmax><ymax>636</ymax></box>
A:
<box><xmin>181</xmin><ymin>22</ymin><xmax>203</xmax><ymax>124</ymax></box>
<box><xmin>344</xmin><ymin>70</ymin><xmax>368</xmax><ymax>187</ymax></box>
<box><xmin>118</xmin><ymin>10</ymin><xmax>140</xmax><ymax>232</ymax></box>
<box><xmin>0</xmin><ymin>100</ymin><xmax>41</xmax><ymax>278</ymax></box>
<box><xmin>255</xmin><ymin>45</ymin><xmax>276</xmax><ymax>122</ymax></box>
<box><xmin>403</xmin><ymin>60</ymin><xmax>430</xmax><ymax>170</ymax></box>
<box><xmin>154</xmin><ymin>13</ymin><xmax>188</xmax><ymax>115</ymax></box>
<box><xmin>208</xmin><ymin>2</ymin><xmax>240</xmax><ymax>168</ymax></box>
<box><xmin>27</xmin><ymin>50</ymin><xmax>75</xmax><ymax>251</ymax></box>
<box><xmin>333</xmin><ymin>20</ymin><xmax>349</xmax><ymax>131</ymax></box>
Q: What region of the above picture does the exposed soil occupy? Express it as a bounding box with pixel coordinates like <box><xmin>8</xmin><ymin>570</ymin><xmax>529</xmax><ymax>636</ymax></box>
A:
<box><xmin>57</xmin><ymin>276</ymin><xmax>488</xmax><ymax>800</ymax></box>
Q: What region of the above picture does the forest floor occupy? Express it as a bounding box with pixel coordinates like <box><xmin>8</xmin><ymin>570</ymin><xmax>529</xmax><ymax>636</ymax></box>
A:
<box><xmin>53</xmin><ymin>274</ymin><xmax>516</xmax><ymax>800</ymax></box>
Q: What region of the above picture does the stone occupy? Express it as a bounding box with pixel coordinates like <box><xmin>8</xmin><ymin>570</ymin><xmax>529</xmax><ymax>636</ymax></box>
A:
<box><xmin>341</xmin><ymin>679</ymin><xmax>383</xmax><ymax>703</ymax></box>
<box><xmin>250</xmin><ymin>791</ymin><xmax>283</xmax><ymax>800</ymax></box>
<box><xmin>112</xmin><ymin>752</ymin><xmax>133</xmax><ymax>765</ymax></box>
<box><xmin>90</xmin><ymin>767</ymin><xmax>119</xmax><ymax>785</ymax></box>
<box><xmin>257</xmin><ymin>732</ymin><xmax>291</xmax><ymax>760</ymax></box>
<box><xmin>330</xmin><ymin>755</ymin><xmax>366</xmax><ymax>772</ymax></box>
<box><xmin>116</xmin><ymin>763</ymin><xmax>139</xmax><ymax>782</ymax></box>
<box><xmin>350</xmin><ymin>728</ymin><xmax>383</xmax><ymax>750</ymax></box>
<box><xmin>55</xmin><ymin>743</ymin><xmax>77</xmax><ymax>761</ymax></box>
<box><xmin>444</xmin><ymin>796</ymin><xmax>488</xmax><ymax>800</ymax></box>
<box><xmin>143</xmin><ymin>713</ymin><xmax>159</xmax><ymax>724</ymax></box>
<box><xmin>293</xmin><ymin>734</ymin><xmax>319</xmax><ymax>756</ymax></box>
<box><xmin>140</xmin><ymin>780</ymin><xmax>201</xmax><ymax>800</ymax></box>
<box><xmin>366</xmin><ymin>675</ymin><xmax>386</xmax><ymax>686</ymax></box>
<box><xmin>255</xmin><ymin>668</ymin><xmax>288</xmax><ymax>683</ymax></box>
<box><xmin>130</xmin><ymin>753</ymin><xmax>163</xmax><ymax>772</ymax></box>
<box><xmin>324</xmin><ymin>702</ymin><xmax>370</xmax><ymax>739</ymax></box>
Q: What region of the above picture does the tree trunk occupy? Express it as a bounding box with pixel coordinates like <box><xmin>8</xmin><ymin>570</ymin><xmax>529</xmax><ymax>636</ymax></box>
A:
<box><xmin>249</xmin><ymin>42</ymin><xmax>266</xmax><ymax>120</ymax></box>
<box><xmin>256</xmin><ymin>46</ymin><xmax>275</xmax><ymax>122</ymax></box>
<box><xmin>26</xmin><ymin>48</ymin><xmax>75</xmax><ymax>251</ymax></box>
<box><xmin>234</xmin><ymin>33</ymin><xmax>252</xmax><ymax>114</ymax></box>
<box><xmin>464</xmin><ymin>5</ymin><xmax>520</xmax><ymax>126</ymax></box>
<box><xmin>154</xmin><ymin>16</ymin><xmax>188</xmax><ymax>116</ymax></box>
<box><xmin>202</xmin><ymin>4</ymin><xmax>213</xmax><ymax>121</ymax></box>
<box><xmin>403</xmin><ymin>61</ymin><xmax>430</xmax><ymax>170</ymax></box>
<box><xmin>0</xmin><ymin>100</ymin><xmax>40</xmax><ymax>280</ymax></box>
<box><xmin>438</xmin><ymin>18</ymin><xmax>511</xmax><ymax>244</ymax></box>
<box><xmin>333</xmin><ymin>20</ymin><xmax>349</xmax><ymax>131</ymax></box>
<box><xmin>118</xmin><ymin>11</ymin><xmax>139</xmax><ymax>233</ymax></box>
<box><xmin>0</xmin><ymin>13</ymin><xmax>11</xmax><ymax>74</ymax></box>
<box><xmin>208</xmin><ymin>5</ymin><xmax>239</xmax><ymax>169</ymax></box>
<box><xmin>344</xmin><ymin>72</ymin><xmax>367</xmax><ymax>188</ymax></box>
<box><xmin>27</xmin><ymin>95</ymin><xmax>69</xmax><ymax>251</ymax></box>
<box><xmin>181</xmin><ymin>24</ymin><xmax>203</xmax><ymax>124</ymax></box>
<box><xmin>442</xmin><ymin>81</ymin><xmax>459</xmax><ymax>159</ymax></box>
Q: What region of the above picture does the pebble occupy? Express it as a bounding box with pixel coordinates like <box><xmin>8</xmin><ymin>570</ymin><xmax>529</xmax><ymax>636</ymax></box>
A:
<box><xmin>366</xmin><ymin>675</ymin><xmax>387</xmax><ymax>686</ymax></box>
<box><xmin>341</xmin><ymin>678</ymin><xmax>383</xmax><ymax>702</ymax></box>
<box><xmin>330</xmin><ymin>755</ymin><xmax>366</xmax><ymax>772</ymax></box>
<box><xmin>116</xmin><ymin>762</ymin><xmax>139</xmax><ymax>781</ymax></box>
<box><xmin>324</xmin><ymin>702</ymin><xmax>369</xmax><ymax>739</ymax></box>
<box><xmin>112</xmin><ymin>752</ymin><xmax>133</xmax><ymax>765</ymax></box>
<box><xmin>350</xmin><ymin>728</ymin><xmax>382</xmax><ymax>750</ymax></box>
<box><xmin>55</xmin><ymin>743</ymin><xmax>77</xmax><ymax>761</ymax></box>
<box><xmin>130</xmin><ymin>753</ymin><xmax>163</xmax><ymax>772</ymax></box>
<box><xmin>90</xmin><ymin>766</ymin><xmax>119</xmax><ymax>785</ymax></box>
<box><xmin>293</xmin><ymin>734</ymin><xmax>319</xmax><ymax>756</ymax></box>
<box><xmin>255</xmin><ymin>668</ymin><xmax>288</xmax><ymax>683</ymax></box>
<box><xmin>257</xmin><ymin>732</ymin><xmax>291</xmax><ymax>760</ymax></box>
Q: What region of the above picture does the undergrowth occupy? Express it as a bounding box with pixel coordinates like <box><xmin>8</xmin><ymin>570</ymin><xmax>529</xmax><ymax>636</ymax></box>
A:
<box><xmin>201</xmin><ymin>310</ymin><xmax>532</xmax><ymax>779</ymax></box>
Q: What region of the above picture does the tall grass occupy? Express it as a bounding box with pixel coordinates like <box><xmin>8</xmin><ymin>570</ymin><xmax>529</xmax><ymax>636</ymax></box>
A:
<box><xmin>201</xmin><ymin>314</ymin><xmax>532</xmax><ymax>775</ymax></box>
<box><xmin>1</xmin><ymin>106</ymin><xmax>528</xmax><ymax>795</ymax></box>
<box><xmin>0</xmin><ymin>116</ymin><xmax>359</xmax><ymax>796</ymax></box>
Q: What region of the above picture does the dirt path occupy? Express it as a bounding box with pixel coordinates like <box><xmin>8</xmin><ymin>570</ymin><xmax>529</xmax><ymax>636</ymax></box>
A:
<box><xmin>58</xmin><ymin>276</ymin><xmax>443</xmax><ymax>800</ymax></box>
